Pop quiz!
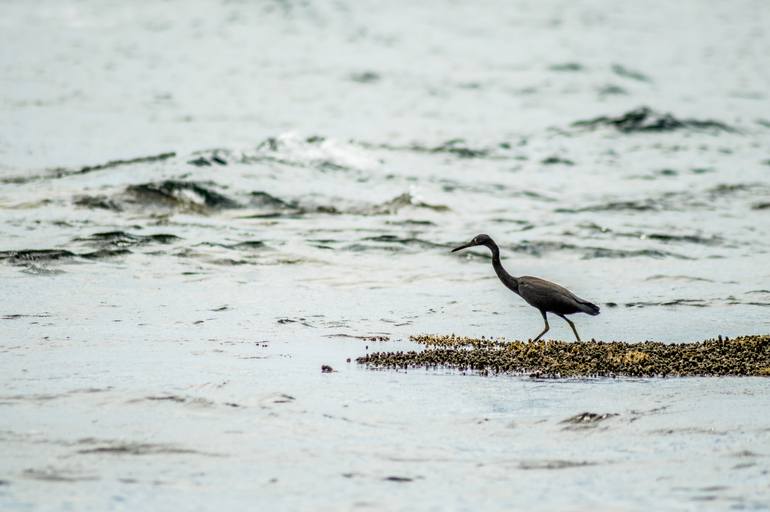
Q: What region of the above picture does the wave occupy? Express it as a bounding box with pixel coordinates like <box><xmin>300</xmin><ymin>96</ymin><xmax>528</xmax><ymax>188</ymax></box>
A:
<box><xmin>0</xmin><ymin>247</ymin><xmax>131</xmax><ymax>268</ymax></box>
<box><xmin>362</xmin><ymin>138</ymin><xmax>503</xmax><ymax>159</ymax></box>
<box><xmin>576</xmin><ymin>224</ymin><xmax>724</xmax><ymax>246</ymax></box>
<box><xmin>75</xmin><ymin>231</ymin><xmax>180</xmax><ymax>248</ymax></box>
<box><xmin>0</xmin><ymin>152</ymin><xmax>176</xmax><ymax>185</ymax></box>
<box><xmin>75</xmin><ymin>178</ymin><xmax>448</xmax><ymax>219</ymax></box>
<box><xmin>125</xmin><ymin>180</ymin><xmax>240</xmax><ymax>211</ymax></box>
<box><xmin>509</xmin><ymin>240</ymin><xmax>691</xmax><ymax>260</ymax></box>
<box><xmin>558</xmin><ymin>183</ymin><xmax>769</xmax><ymax>215</ymax></box>
<box><xmin>244</xmin><ymin>134</ymin><xmax>378</xmax><ymax>172</ymax></box>
<box><xmin>572</xmin><ymin>106</ymin><xmax>735</xmax><ymax>133</ymax></box>
<box><xmin>365</xmin><ymin>193</ymin><xmax>449</xmax><ymax>214</ymax></box>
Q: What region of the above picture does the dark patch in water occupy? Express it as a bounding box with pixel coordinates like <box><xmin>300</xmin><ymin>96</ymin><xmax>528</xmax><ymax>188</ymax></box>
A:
<box><xmin>240</xmin><ymin>191</ymin><xmax>307</xmax><ymax>217</ymax></box>
<box><xmin>414</xmin><ymin>139</ymin><xmax>489</xmax><ymax>158</ymax></box>
<box><xmin>577</xmin><ymin>225</ymin><xmax>723</xmax><ymax>246</ymax></box>
<box><xmin>386</xmin><ymin>219</ymin><xmax>436</xmax><ymax>226</ymax></box>
<box><xmin>707</xmin><ymin>183</ymin><xmax>757</xmax><ymax>196</ymax></box>
<box><xmin>598</xmin><ymin>84</ymin><xmax>628</xmax><ymax>96</ymax></box>
<box><xmin>366</xmin><ymin>139</ymin><xmax>495</xmax><ymax>159</ymax></box>
<box><xmin>125</xmin><ymin>181</ymin><xmax>240</xmax><ymax>211</ymax></box>
<box><xmin>518</xmin><ymin>460</ymin><xmax>596</xmax><ymax>470</ymax></box>
<box><xmin>277</xmin><ymin>317</ymin><xmax>314</xmax><ymax>327</ymax></box>
<box><xmin>80</xmin><ymin>248</ymin><xmax>132</xmax><ymax>260</ymax></box>
<box><xmin>561</xmin><ymin>412</ymin><xmax>618</xmax><ymax>430</ymax></box>
<box><xmin>240</xmin><ymin>192</ymin><xmax>447</xmax><ymax>219</ymax></box>
<box><xmin>541</xmin><ymin>156</ymin><xmax>574</xmax><ymax>165</ymax></box>
<box><xmin>511</xmin><ymin>240</ymin><xmax>690</xmax><ymax>260</ymax></box>
<box><xmin>2</xmin><ymin>313</ymin><xmax>52</xmax><ymax>320</ymax></box>
<box><xmin>0</xmin><ymin>247</ymin><xmax>131</xmax><ymax>267</ymax></box>
<box><xmin>573</xmin><ymin>106</ymin><xmax>735</xmax><ymax>133</ymax></box>
<box><xmin>611</xmin><ymin>64</ymin><xmax>651</xmax><ymax>82</ymax></box>
<box><xmin>731</xmin><ymin>450</ymin><xmax>762</xmax><ymax>458</ymax></box>
<box><xmin>249</xmin><ymin>191</ymin><xmax>297</xmax><ymax>210</ymax></box>
<box><xmin>644</xmin><ymin>233</ymin><xmax>722</xmax><ymax>245</ymax></box>
<box><xmin>0</xmin><ymin>152</ymin><xmax>176</xmax><ymax>184</ymax></box>
<box><xmin>138</xmin><ymin>395</ymin><xmax>233</xmax><ymax>408</ymax></box>
<box><xmin>61</xmin><ymin>152</ymin><xmax>176</xmax><ymax>177</ymax></box>
<box><xmin>146</xmin><ymin>395</ymin><xmax>187</xmax><ymax>403</ymax></box>
<box><xmin>365</xmin><ymin>193</ymin><xmax>449</xmax><ymax>215</ymax></box>
<box><xmin>233</xmin><ymin>240</ymin><xmax>267</xmax><ymax>250</ymax></box>
<box><xmin>455</xmin><ymin>240</ymin><xmax>687</xmax><ymax>260</ymax></box>
<box><xmin>188</xmin><ymin>153</ymin><xmax>227</xmax><ymax>167</ymax></box>
<box><xmin>198</xmin><ymin>240</ymin><xmax>267</xmax><ymax>252</ymax></box>
<box><xmin>650</xmin><ymin>427</ymin><xmax>729</xmax><ymax>436</ymax></box>
<box><xmin>350</xmin><ymin>71</ymin><xmax>381</xmax><ymax>83</ymax></box>
<box><xmin>625</xmin><ymin>299</ymin><xmax>709</xmax><ymax>308</ymax></box>
<box><xmin>259</xmin><ymin>393</ymin><xmax>295</xmax><ymax>406</ymax></box>
<box><xmin>383</xmin><ymin>476</ymin><xmax>414</xmax><ymax>482</ymax></box>
<box><xmin>726</xmin><ymin>296</ymin><xmax>770</xmax><ymax>307</ymax></box>
<box><xmin>560</xmin><ymin>183</ymin><xmax>768</xmax><ymax>215</ymax></box>
<box><xmin>76</xmin><ymin>231</ymin><xmax>180</xmax><ymax>248</ymax></box>
<box><xmin>549</xmin><ymin>62</ymin><xmax>584</xmax><ymax>72</ymax></box>
<box><xmin>76</xmin><ymin>440</ymin><xmax>210</xmax><ymax>456</ymax></box>
<box><xmin>74</xmin><ymin>195</ymin><xmax>123</xmax><ymax>211</ymax></box>
<box><xmin>557</xmin><ymin>198</ymin><xmax>666</xmax><ymax>213</ymax></box>
<box><xmin>22</xmin><ymin>468</ymin><xmax>98</xmax><ymax>482</ymax></box>
<box><xmin>0</xmin><ymin>249</ymin><xmax>75</xmax><ymax>262</ymax></box>
<box><xmin>324</xmin><ymin>333</ymin><xmax>390</xmax><ymax>342</ymax></box>
<box><xmin>359</xmin><ymin>235</ymin><xmax>447</xmax><ymax>251</ymax></box>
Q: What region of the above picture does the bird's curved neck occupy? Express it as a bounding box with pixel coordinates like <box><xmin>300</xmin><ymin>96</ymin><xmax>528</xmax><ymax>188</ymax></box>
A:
<box><xmin>487</xmin><ymin>241</ymin><xmax>519</xmax><ymax>293</ymax></box>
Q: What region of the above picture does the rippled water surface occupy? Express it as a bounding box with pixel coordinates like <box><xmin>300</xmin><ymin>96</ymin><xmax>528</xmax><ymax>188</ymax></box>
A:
<box><xmin>2</xmin><ymin>1</ymin><xmax>770</xmax><ymax>510</ymax></box>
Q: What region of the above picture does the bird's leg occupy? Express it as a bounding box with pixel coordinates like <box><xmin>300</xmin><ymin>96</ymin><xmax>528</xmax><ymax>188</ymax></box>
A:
<box><xmin>532</xmin><ymin>310</ymin><xmax>549</xmax><ymax>342</ymax></box>
<box><xmin>561</xmin><ymin>316</ymin><xmax>581</xmax><ymax>342</ymax></box>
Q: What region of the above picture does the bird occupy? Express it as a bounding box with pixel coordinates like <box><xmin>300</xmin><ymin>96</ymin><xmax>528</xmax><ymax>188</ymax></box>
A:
<box><xmin>451</xmin><ymin>234</ymin><xmax>600</xmax><ymax>342</ymax></box>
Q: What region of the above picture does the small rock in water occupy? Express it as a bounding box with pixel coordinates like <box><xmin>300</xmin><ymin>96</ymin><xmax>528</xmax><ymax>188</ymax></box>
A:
<box><xmin>383</xmin><ymin>476</ymin><xmax>413</xmax><ymax>483</ymax></box>
<box><xmin>321</xmin><ymin>365</ymin><xmax>334</xmax><ymax>373</ymax></box>
<box><xmin>561</xmin><ymin>412</ymin><xmax>618</xmax><ymax>429</ymax></box>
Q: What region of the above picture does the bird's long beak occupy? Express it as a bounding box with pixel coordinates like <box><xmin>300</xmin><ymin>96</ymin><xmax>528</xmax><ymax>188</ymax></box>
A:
<box><xmin>451</xmin><ymin>241</ymin><xmax>475</xmax><ymax>253</ymax></box>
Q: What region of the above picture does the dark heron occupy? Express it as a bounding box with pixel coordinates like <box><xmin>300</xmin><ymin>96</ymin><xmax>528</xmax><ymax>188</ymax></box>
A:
<box><xmin>452</xmin><ymin>234</ymin><xmax>600</xmax><ymax>341</ymax></box>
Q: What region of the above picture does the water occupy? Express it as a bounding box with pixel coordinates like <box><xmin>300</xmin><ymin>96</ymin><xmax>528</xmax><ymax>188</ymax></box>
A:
<box><xmin>1</xmin><ymin>0</ymin><xmax>770</xmax><ymax>510</ymax></box>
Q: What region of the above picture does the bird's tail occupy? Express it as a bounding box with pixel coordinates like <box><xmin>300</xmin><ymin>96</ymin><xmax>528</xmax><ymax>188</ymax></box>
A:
<box><xmin>578</xmin><ymin>299</ymin><xmax>601</xmax><ymax>316</ymax></box>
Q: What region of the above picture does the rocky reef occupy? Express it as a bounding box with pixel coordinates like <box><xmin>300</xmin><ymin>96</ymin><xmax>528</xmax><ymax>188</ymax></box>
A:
<box><xmin>357</xmin><ymin>335</ymin><xmax>770</xmax><ymax>378</ymax></box>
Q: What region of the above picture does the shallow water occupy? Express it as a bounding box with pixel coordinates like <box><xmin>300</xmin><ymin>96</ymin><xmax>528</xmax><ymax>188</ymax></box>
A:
<box><xmin>2</xmin><ymin>0</ymin><xmax>770</xmax><ymax>510</ymax></box>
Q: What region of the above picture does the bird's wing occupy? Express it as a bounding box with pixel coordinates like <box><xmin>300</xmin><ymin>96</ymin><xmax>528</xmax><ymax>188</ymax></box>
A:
<box><xmin>518</xmin><ymin>276</ymin><xmax>598</xmax><ymax>314</ymax></box>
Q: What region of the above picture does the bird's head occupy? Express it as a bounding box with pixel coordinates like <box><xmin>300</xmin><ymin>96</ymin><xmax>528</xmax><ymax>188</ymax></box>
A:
<box><xmin>451</xmin><ymin>233</ymin><xmax>493</xmax><ymax>253</ymax></box>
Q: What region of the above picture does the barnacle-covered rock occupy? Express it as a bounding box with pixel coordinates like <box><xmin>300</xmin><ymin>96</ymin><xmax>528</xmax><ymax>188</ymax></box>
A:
<box><xmin>357</xmin><ymin>335</ymin><xmax>770</xmax><ymax>378</ymax></box>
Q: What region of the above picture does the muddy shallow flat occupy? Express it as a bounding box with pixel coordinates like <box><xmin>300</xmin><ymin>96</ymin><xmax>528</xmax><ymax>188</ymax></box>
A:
<box><xmin>2</xmin><ymin>0</ymin><xmax>770</xmax><ymax>510</ymax></box>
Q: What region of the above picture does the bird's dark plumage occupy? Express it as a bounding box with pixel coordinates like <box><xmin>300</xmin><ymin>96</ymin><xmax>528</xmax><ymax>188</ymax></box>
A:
<box><xmin>452</xmin><ymin>234</ymin><xmax>600</xmax><ymax>341</ymax></box>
